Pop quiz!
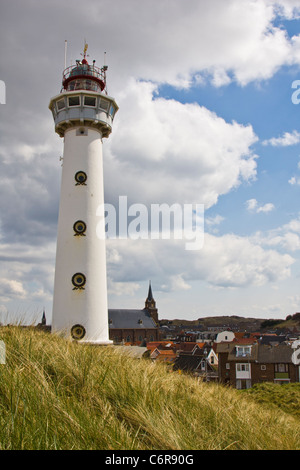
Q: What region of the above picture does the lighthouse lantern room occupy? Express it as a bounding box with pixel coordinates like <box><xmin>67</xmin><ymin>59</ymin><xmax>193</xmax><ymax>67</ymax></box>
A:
<box><xmin>49</xmin><ymin>44</ymin><xmax>118</xmax><ymax>343</ymax></box>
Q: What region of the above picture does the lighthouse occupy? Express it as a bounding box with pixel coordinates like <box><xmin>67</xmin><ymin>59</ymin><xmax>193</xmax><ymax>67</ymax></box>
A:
<box><xmin>49</xmin><ymin>44</ymin><xmax>118</xmax><ymax>343</ymax></box>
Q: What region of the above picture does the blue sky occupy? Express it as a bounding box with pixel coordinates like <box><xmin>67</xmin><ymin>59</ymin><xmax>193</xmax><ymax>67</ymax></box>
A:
<box><xmin>2</xmin><ymin>0</ymin><xmax>300</xmax><ymax>323</ymax></box>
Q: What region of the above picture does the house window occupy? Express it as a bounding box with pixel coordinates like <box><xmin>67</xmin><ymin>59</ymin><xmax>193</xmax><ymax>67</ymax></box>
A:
<box><xmin>126</xmin><ymin>335</ymin><xmax>131</xmax><ymax>342</ymax></box>
<box><xmin>236</xmin><ymin>379</ymin><xmax>252</xmax><ymax>390</ymax></box>
<box><xmin>226</xmin><ymin>363</ymin><xmax>230</xmax><ymax>370</ymax></box>
<box><xmin>261</xmin><ymin>364</ymin><xmax>266</xmax><ymax>370</ymax></box>
<box><xmin>275</xmin><ymin>363</ymin><xmax>288</xmax><ymax>373</ymax></box>
<box><xmin>236</xmin><ymin>363</ymin><xmax>250</xmax><ymax>372</ymax></box>
<box><xmin>236</xmin><ymin>346</ymin><xmax>251</xmax><ymax>357</ymax></box>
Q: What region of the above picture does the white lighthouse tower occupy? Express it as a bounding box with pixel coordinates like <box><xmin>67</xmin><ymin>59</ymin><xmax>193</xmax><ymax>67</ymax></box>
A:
<box><xmin>49</xmin><ymin>44</ymin><xmax>118</xmax><ymax>343</ymax></box>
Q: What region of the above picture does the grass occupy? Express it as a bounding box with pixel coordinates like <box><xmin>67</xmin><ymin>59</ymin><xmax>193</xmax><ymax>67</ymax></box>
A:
<box><xmin>0</xmin><ymin>326</ymin><xmax>299</xmax><ymax>450</ymax></box>
<box><xmin>241</xmin><ymin>382</ymin><xmax>300</xmax><ymax>419</ymax></box>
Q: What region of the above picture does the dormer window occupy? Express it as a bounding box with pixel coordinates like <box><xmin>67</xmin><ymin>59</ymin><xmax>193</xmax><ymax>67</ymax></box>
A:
<box><xmin>236</xmin><ymin>346</ymin><xmax>251</xmax><ymax>357</ymax></box>
<box><xmin>138</xmin><ymin>319</ymin><xmax>143</xmax><ymax>325</ymax></box>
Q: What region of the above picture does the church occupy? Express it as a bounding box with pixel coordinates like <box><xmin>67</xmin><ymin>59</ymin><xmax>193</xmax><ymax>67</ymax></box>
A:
<box><xmin>108</xmin><ymin>282</ymin><xmax>160</xmax><ymax>344</ymax></box>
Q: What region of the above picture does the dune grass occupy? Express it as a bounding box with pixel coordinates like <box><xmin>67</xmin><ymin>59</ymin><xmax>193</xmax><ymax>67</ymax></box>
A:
<box><xmin>0</xmin><ymin>326</ymin><xmax>299</xmax><ymax>450</ymax></box>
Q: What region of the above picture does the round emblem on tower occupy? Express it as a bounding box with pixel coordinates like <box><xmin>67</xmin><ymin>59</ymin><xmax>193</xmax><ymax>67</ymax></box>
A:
<box><xmin>73</xmin><ymin>220</ymin><xmax>86</xmax><ymax>236</ymax></box>
<box><xmin>72</xmin><ymin>272</ymin><xmax>86</xmax><ymax>290</ymax></box>
<box><xmin>75</xmin><ymin>171</ymin><xmax>87</xmax><ymax>185</ymax></box>
<box><xmin>71</xmin><ymin>324</ymin><xmax>86</xmax><ymax>340</ymax></box>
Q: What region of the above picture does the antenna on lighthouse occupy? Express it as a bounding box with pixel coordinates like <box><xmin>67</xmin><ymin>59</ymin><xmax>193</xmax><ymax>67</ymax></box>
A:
<box><xmin>64</xmin><ymin>40</ymin><xmax>67</xmax><ymax>69</ymax></box>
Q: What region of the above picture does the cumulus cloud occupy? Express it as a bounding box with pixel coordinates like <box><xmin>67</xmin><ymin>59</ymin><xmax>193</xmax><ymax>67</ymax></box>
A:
<box><xmin>0</xmin><ymin>279</ymin><xmax>26</xmax><ymax>302</ymax></box>
<box><xmin>262</xmin><ymin>130</ymin><xmax>300</xmax><ymax>146</ymax></box>
<box><xmin>106</xmin><ymin>79</ymin><xmax>258</xmax><ymax>208</ymax></box>
<box><xmin>105</xmin><ymin>231</ymin><xmax>294</xmax><ymax>294</ymax></box>
<box><xmin>246</xmin><ymin>198</ymin><xmax>275</xmax><ymax>213</ymax></box>
<box><xmin>252</xmin><ymin>215</ymin><xmax>300</xmax><ymax>251</ymax></box>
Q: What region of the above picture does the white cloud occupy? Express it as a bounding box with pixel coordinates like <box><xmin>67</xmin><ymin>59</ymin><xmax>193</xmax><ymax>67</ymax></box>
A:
<box><xmin>107</xmin><ymin>79</ymin><xmax>258</xmax><ymax>208</ymax></box>
<box><xmin>107</xmin><ymin>278</ymin><xmax>140</xmax><ymax>297</ymax></box>
<box><xmin>289</xmin><ymin>176</ymin><xmax>300</xmax><ymax>185</ymax></box>
<box><xmin>246</xmin><ymin>198</ymin><xmax>275</xmax><ymax>213</ymax></box>
<box><xmin>170</xmin><ymin>274</ymin><xmax>191</xmax><ymax>291</ymax></box>
<box><xmin>252</xmin><ymin>215</ymin><xmax>300</xmax><ymax>251</ymax></box>
<box><xmin>0</xmin><ymin>279</ymin><xmax>26</xmax><ymax>302</ymax></box>
<box><xmin>106</xmin><ymin>230</ymin><xmax>294</xmax><ymax>291</ymax></box>
<box><xmin>2</xmin><ymin>0</ymin><xmax>300</xmax><ymax>95</ymax></box>
<box><xmin>262</xmin><ymin>130</ymin><xmax>300</xmax><ymax>146</ymax></box>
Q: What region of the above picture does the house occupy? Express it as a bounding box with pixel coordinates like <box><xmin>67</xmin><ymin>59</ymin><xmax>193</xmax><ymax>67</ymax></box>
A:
<box><xmin>217</xmin><ymin>339</ymin><xmax>300</xmax><ymax>389</ymax></box>
<box><xmin>150</xmin><ymin>348</ymin><xmax>177</xmax><ymax>363</ymax></box>
<box><xmin>173</xmin><ymin>352</ymin><xmax>218</xmax><ymax>381</ymax></box>
<box><xmin>207</xmin><ymin>344</ymin><xmax>218</xmax><ymax>368</ymax></box>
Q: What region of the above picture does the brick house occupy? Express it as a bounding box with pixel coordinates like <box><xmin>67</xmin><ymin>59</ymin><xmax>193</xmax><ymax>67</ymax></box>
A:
<box><xmin>217</xmin><ymin>340</ymin><xmax>300</xmax><ymax>389</ymax></box>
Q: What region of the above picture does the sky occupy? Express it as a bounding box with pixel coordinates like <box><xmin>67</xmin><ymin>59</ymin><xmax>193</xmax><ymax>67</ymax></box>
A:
<box><xmin>2</xmin><ymin>0</ymin><xmax>300</xmax><ymax>323</ymax></box>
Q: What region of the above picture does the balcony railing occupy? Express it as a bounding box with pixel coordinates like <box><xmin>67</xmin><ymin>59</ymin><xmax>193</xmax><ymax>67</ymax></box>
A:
<box><xmin>62</xmin><ymin>63</ymin><xmax>107</xmax><ymax>92</ymax></box>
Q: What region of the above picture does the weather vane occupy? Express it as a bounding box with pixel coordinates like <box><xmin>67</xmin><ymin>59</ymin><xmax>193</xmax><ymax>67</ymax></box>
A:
<box><xmin>81</xmin><ymin>41</ymin><xmax>89</xmax><ymax>62</ymax></box>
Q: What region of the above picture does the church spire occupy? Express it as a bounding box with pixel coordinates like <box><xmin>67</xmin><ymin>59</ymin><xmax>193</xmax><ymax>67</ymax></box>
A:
<box><xmin>147</xmin><ymin>280</ymin><xmax>153</xmax><ymax>302</ymax></box>
<box><xmin>145</xmin><ymin>281</ymin><xmax>158</xmax><ymax>324</ymax></box>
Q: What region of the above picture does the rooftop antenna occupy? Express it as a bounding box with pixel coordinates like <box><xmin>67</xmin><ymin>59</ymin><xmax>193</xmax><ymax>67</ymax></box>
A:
<box><xmin>64</xmin><ymin>40</ymin><xmax>67</xmax><ymax>69</ymax></box>
<box><xmin>103</xmin><ymin>51</ymin><xmax>108</xmax><ymax>94</ymax></box>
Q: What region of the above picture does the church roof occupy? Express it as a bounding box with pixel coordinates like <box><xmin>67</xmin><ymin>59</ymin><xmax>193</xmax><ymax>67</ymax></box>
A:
<box><xmin>108</xmin><ymin>308</ymin><xmax>157</xmax><ymax>329</ymax></box>
<box><xmin>146</xmin><ymin>281</ymin><xmax>154</xmax><ymax>301</ymax></box>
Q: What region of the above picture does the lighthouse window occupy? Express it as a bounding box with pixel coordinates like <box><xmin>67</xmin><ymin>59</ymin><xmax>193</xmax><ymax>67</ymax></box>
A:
<box><xmin>56</xmin><ymin>98</ymin><xmax>65</xmax><ymax>111</ymax></box>
<box><xmin>73</xmin><ymin>220</ymin><xmax>86</xmax><ymax>236</ymax></box>
<box><xmin>71</xmin><ymin>324</ymin><xmax>86</xmax><ymax>340</ymax></box>
<box><xmin>72</xmin><ymin>272</ymin><xmax>86</xmax><ymax>289</ymax></box>
<box><xmin>75</xmin><ymin>171</ymin><xmax>87</xmax><ymax>185</ymax></box>
<box><xmin>109</xmin><ymin>104</ymin><xmax>116</xmax><ymax>118</ymax></box>
<box><xmin>84</xmin><ymin>96</ymin><xmax>96</xmax><ymax>107</ymax></box>
<box><xmin>99</xmin><ymin>98</ymin><xmax>110</xmax><ymax>111</ymax></box>
<box><xmin>68</xmin><ymin>96</ymin><xmax>80</xmax><ymax>107</ymax></box>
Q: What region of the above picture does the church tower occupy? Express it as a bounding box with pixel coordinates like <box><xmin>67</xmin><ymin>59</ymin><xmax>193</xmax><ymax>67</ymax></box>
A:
<box><xmin>49</xmin><ymin>44</ymin><xmax>118</xmax><ymax>343</ymax></box>
<box><xmin>145</xmin><ymin>282</ymin><xmax>158</xmax><ymax>324</ymax></box>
